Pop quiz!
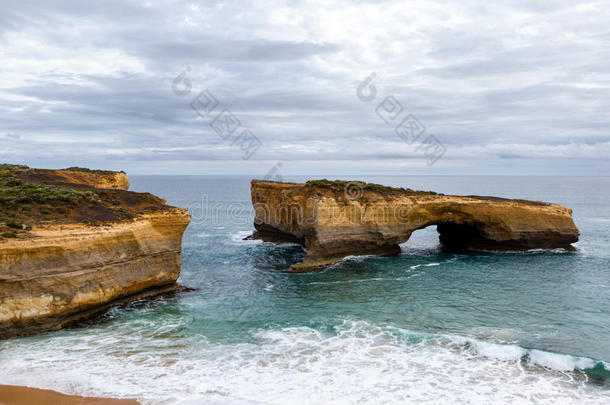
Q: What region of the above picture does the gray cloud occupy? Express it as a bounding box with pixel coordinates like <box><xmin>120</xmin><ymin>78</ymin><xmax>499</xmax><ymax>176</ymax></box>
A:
<box><xmin>0</xmin><ymin>0</ymin><xmax>609</xmax><ymax>174</ymax></box>
<box><xmin>135</xmin><ymin>39</ymin><xmax>340</xmax><ymax>63</ymax></box>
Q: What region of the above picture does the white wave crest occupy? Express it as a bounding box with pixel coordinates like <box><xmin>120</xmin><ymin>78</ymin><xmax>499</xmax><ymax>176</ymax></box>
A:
<box><xmin>230</xmin><ymin>230</ymin><xmax>261</xmax><ymax>244</ymax></box>
<box><xmin>0</xmin><ymin>320</ymin><xmax>606</xmax><ymax>405</ymax></box>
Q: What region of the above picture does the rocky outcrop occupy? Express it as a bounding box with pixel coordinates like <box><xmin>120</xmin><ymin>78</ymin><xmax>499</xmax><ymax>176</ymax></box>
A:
<box><xmin>57</xmin><ymin>168</ymin><xmax>130</xmax><ymax>190</ymax></box>
<box><xmin>0</xmin><ymin>210</ymin><xmax>189</xmax><ymax>338</ymax></box>
<box><xmin>22</xmin><ymin>167</ymin><xmax>130</xmax><ymax>190</ymax></box>
<box><xmin>249</xmin><ymin>180</ymin><xmax>580</xmax><ymax>271</ymax></box>
<box><xmin>0</xmin><ymin>165</ymin><xmax>190</xmax><ymax>338</ymax></box>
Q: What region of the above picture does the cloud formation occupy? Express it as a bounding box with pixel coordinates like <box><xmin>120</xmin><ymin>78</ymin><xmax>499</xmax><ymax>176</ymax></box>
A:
<box><xmin>0</xmin><ymin>0</ymin><xmax>609</xmax><ymax>174</ymax></box>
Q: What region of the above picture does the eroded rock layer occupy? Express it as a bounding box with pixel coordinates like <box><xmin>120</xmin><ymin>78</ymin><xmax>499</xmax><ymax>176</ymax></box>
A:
<box><xmin>250</xmin><ymin>180</ymin><xmax>579</xmax><ymax>271</ymax></box>
<box><xmin>0</xmin><ymin>166</ymin><xmax>190</xmax><ymax>338</ymax></box>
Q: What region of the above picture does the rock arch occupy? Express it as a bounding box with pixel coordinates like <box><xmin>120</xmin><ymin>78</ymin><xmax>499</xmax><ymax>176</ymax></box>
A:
<box><xmin>248</xmin><ymin>180</ymin><xmax>579</xmax><ymax>271</ymax></box>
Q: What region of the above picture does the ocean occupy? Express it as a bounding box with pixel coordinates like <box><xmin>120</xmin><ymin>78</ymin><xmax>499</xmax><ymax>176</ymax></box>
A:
<box><xmin>1</xmin><ymin>175</ymin><xmax>609</xmax><ymax>404</ymax></box>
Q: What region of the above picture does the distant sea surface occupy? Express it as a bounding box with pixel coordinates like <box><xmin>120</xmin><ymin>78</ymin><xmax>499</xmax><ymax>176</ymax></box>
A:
<box><xmin>1</xmin><ymin>176</ymin><xmax>610</xmax><ymax>405</ymax></box>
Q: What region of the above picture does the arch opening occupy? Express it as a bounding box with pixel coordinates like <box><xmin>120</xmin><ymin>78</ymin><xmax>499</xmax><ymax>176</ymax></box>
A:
<box><xmin>400</xmin><ymin>222</ymin><xmax>487</xmax><ymax>253</ymax></box>
<box><xmin>436</xmin><ymin>221</ymin><xmax>486</xmax><ymax>251</ymax></box>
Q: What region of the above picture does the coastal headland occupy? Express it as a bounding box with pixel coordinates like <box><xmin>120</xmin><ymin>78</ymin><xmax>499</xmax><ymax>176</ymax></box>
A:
<box><xmin>0</xmin><ymin>165</ymin><xmax>191</xmax><ymax>339</ymax></box>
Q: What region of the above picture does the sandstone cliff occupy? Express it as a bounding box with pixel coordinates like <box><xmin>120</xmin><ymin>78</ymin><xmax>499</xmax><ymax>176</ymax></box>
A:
<box><xmin>0</xmin><ymin>165</ymin><xmax>190</xmax><ymax>338</ymax></box>
<box><xmin>249</xmin><ymin>180</ymin><xmax>579</xmax><ymax>271</ymax></box>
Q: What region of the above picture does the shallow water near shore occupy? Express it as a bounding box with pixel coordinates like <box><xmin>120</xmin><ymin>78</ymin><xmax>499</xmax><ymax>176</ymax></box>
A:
<box><xmin>1</xmin><ymin>175</ymin><xmax>610</xmax><ymax>404</ymax></box>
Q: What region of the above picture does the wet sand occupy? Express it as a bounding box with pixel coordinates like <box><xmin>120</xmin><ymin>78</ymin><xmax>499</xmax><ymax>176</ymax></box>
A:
<box><xmin>0</xmin><ymin>384</ymin><xmax>140</xmax><ymax>405</ymax></box>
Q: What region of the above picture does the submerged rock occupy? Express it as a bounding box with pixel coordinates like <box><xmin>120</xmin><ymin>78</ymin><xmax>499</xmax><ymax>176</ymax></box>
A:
<box><xmin>249</xmin><ymin>179</ymin><xmax>579</xmax><ymax>271</ymax></box>
<box><xmin>0</xmin><ymin>165</ymin><xmax>190</xmax><ymax>338</ymax></box>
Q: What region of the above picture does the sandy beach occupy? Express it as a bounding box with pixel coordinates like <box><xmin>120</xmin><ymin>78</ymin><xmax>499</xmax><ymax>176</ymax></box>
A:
<box><xmin>0</xmin><ymin>385</ymin><xmax>139</xmax><ymax>405</ymax></box>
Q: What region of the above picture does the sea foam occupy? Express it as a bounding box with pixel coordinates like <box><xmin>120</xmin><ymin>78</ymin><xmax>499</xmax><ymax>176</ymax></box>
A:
<box><xmin>0</xmin><ymin>319</ymin><xmax>607</xmax><ymax>405</ymax></box>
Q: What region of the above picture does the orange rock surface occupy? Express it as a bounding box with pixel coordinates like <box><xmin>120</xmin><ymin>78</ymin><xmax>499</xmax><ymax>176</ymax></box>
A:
<box><xmin>0</xmin><ymin>168</ymin><xmax>190</xmax><ymax>338</ymax></box>
<box><xmin>249</xmin><ymin>180</ymin><xmax>579</xmax><ymax>271</ymax></box>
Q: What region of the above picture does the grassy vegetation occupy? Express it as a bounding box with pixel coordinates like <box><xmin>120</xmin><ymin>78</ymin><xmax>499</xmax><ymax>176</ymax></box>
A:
<box><xmin>5</xmin><ymin>220</ymin><xmax>28</xmax><ymax>230</ymax></box>
<box><xmin>39</xmin><ymin>206</ymin><xmax>52</xmax><ymax>215</ymax></box>
<box><xmin>0</xmin><ymin>164</ymin><xmax>97</xmax><ymax>239</ymax></box>
<box><xmin>0</xmin><ymin>164</ymin><xmax>98</xmax><ymax>207</ymax></box>
<box><xmin>0</xmin><ymin>163</ymin><xmax>166</xmax><ymax>241</ymax></box>
<box><xmin>304</xmin><ymin>179</ymin><xmax>441</xmax><ymax>196</ymax></box>
<box><xmin>64</xmin><ymin>167</ymin><xmax>125</xmax><ymax>174</ymax></box>
<box><xmin>305</xmin><ymin>179</ymin><xmax>361</xmax><ymax>192</ymax></box>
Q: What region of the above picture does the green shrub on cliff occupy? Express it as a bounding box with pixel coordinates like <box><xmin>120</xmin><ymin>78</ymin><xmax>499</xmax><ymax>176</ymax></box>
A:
<box><xmin>5</xmin><ymin>220</ymin><xmax>27</xmax><ymax>230</ymax></box>
<box><xmin>64</xmin><ymin>167</ymin><xmax>125</xmax><ymax>175</ymax></box>
<box><xmin>0</xmin><ymin>165</ymin><xmax>98</xmax><ymax>207</ymax></box>
<box><xmin>304</xmin><ymin>179</ymin><xmax>440</xmax><ymax>196</ymax></box>
<box><xmin>39</xmin><ymin>206</ymin><xmax>52</xmax><ymax>215</ymax></box>
<box><xmin>0</xmin><ymin>164</ymin><xmax>103</xmax><ymax>234</ymax></box>
<box><xmin>0</xmin><ymin>163</ymin><xmax>169</xmax><ymax>234</ymax></box>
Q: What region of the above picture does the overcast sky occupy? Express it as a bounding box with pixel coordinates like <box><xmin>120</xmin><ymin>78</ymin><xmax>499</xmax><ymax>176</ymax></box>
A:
<box><xmin>1</xmin><ymin>0</ymin><xmax>609</xmax><ymax>175</ymax></box>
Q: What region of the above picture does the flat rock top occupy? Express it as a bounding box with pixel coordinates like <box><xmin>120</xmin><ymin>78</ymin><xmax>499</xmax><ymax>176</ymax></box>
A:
<box><xmin>252</xmin><ymin>179</ymin><xmax>562</xmax><ymax>209</ymax></box>
<box><xmin>0</xmin><ymin>164</ymin><xmax>179</xmax><ymax>241</ymax></box>
<box><xmin>19</xmin><ymin>166</ymin><xmax>130</xmax><ymax>190</ymax></box>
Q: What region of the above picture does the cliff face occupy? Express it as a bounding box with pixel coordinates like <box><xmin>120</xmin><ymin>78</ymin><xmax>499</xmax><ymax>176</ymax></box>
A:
<box><xmin>0</xmin><ymin>210</ymin><xmax>189</xmax><ymax>338</ymax></box>
<box><xmin>0</xmin><ymin>165</ymin><xmax>190</xmax><ymax>338</ymax></box>
<box><xmin>250</xmin><ymin>180</ymin><xmax>580</xmax><ymax>271</ymax></box>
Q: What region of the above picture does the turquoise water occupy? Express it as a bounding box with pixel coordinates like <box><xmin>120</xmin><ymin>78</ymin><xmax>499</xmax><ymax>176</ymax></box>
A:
<box><xmin>1</xmin><ymin>176</ymin><xmax>609</xmax><ymax>404</ymax></box>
